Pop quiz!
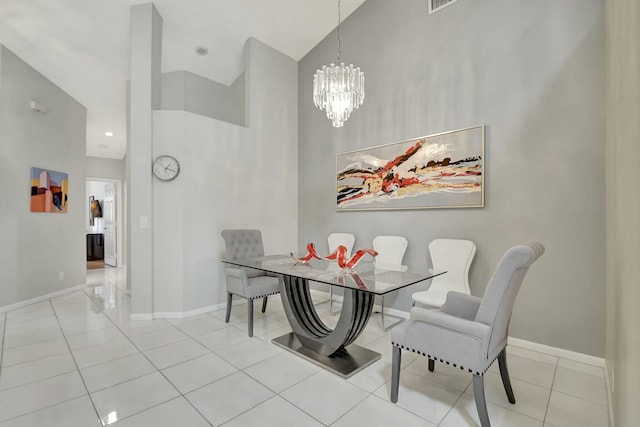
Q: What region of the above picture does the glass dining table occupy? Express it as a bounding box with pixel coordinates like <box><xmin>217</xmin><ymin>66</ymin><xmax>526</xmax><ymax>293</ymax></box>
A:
<box><xmin>222</xmin><ymin>254</ymin><xmax>445</xmax><ymax>378</ymax></box>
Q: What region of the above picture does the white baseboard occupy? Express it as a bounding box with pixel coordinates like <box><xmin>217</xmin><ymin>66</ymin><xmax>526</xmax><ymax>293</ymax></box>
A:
<box><xmin>152</xmin><ymin>301</ymin><xmax>228</xmax><ymax>320</ymax></box>
<box><xmin>507</xmin><ymin>337</ymin><xmax>605</xmax><ymax>367</ymax></box>
<box><xmin>134</xmin><ymin>297</ymin><xmax>249</xmax><ymax>320</ymax></box>
<box><xmin>604</xmin><ymin>360</ymin><xmax>615</xmax><ymax>427</ymax></box>
<box><xmin>3</xmin><ymin>286</ymin><xmax>607</xmax><ymax>375</ymax></box>
<box><xmin>0</xmin><ymin>284</ymin><xmax>87</xmax><ymax>314</ymax></box>
<box><xmin>376</xmin><ymin>305</ymin><xmax>410</xmax><ymax>319</ymax></box>
<box><xmin>310</xmin><ymin>289</ymin><xmax>606</xmax><ymax>368</ymax></box>
<box><xmin>129</xmin><ymin>313</ymin><xmax>154</xmax><ymax>321</ymax></box>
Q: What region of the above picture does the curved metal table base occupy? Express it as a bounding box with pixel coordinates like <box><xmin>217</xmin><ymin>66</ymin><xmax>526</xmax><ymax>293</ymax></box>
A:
<box><xmin>272</xmin><ymin>275</ymin><xmax>380</xmax><ymax>378</ymax></box>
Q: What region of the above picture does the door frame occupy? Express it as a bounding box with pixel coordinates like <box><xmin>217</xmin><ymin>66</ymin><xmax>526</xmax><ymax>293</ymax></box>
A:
<box><xmin>86</xmin><ymin>177</ymin><xmax>124</xmax><ymax>268</ymax></box>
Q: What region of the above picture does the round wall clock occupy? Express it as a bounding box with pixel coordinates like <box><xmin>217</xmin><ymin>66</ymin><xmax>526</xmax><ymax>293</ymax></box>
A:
<box><xmin>152</xmin><ymin>155</ymin><xmax>181</xmax><ymax>181</ymax></box>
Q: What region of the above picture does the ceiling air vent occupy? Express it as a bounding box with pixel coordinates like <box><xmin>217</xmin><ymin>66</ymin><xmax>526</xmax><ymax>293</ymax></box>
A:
<box><xmin>428</xmin><ymin>0</ymin><xmax>458</xmax><ymax>14</ymax></box>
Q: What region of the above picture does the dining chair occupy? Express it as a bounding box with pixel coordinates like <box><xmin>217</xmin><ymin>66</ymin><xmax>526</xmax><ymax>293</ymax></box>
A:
<box><xmin>390</xmin><ymin>242</ymin><xmax>545</xmax><ymax>427</ymax></box>
<box><xmin>221</xmin><ymin>229</ymin><xmax>281</xmax><ymax>337</ymax></box>
<box><xmin>411</xmin><ymin>239</ymin><xmax>476</xmax><ymax>308</ymax></box>
<box><xmin>324</xmin><ymin>232</ymin><xmax>356</xmax><ymax>313</ymax></box>
<box><xmin>372</xmin><ymin>235</ymin><xmax>409</xmax><ymax>330</ymax></box>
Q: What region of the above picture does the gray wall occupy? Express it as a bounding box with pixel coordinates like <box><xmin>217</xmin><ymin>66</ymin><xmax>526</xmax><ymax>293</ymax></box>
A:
<box><xmin>151</xmin><ymin>37</ymin><xmax>299</xmax><ymax>315</ymax></box>
<box><xmin>161</xmin><ymin>70</ymin><xmax>245</xmax><ymax>126</ymax></box>
<box><xmin>0</xmin><ymin>45</ymin><xmax>87</xmax><ymax>307</ymax></box>
<box><xmin>127</xmin><ymin>4</ymin><xmax>162</xmax><ymax>316</ymax></box>
<box><xmin>605</xmin><ymin>0</ymin><xmax>640</xmax><ymax>424</ymax></box>
<box><xmin>298</xmin><ymin>0</ymin><xmax>605</xmax><ymax>356</ymax></box>
<box><xmin>85</xmin><ymin>156</ymin><xmax>125</xmax><ymax>181</ymax></box>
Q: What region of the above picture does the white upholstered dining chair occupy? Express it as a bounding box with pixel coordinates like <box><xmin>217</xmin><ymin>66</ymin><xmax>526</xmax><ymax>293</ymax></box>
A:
<box><xmin>411</xmin><ymin>239</ymin><xmax>476</xmax><ymax>308</ymax></box>
<box><xmin>372</xmin><ymin>235</ymin><xmax>408</xmax><ymax>330</ymax></box>
<box><xmin>390</xmin><ymin>242</ymin><xmax>545</xmax><ymax>427</ymax></box>
<box><xmin>324</xmin><ymin>232</ymin><xmax>356</xmax><ymax>312</ymax></box>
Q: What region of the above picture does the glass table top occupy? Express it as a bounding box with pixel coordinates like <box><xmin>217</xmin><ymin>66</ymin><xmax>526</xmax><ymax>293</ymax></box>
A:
<box><xmin>222</xmin><ymin>254</ymin><xmax>445</xmax><ymax>295</ymax></box>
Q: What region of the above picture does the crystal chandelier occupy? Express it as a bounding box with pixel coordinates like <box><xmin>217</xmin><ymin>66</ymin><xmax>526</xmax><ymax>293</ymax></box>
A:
<box><xmin>313</xmin><ymin>0</ymin><xmax>365</xmax><ymax>128</ymax></box>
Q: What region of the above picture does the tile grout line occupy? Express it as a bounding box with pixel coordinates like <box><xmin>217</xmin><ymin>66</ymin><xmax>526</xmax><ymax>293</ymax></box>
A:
<box><xmin>2</xmin><ymin>279</ymin><xmax>611</xmax><ymax>427</ymax></box>
<box><xmin>172</xmin><ymin>323</ymin><xmax>300</xmax><ymax>421</ymax></box>
<box><xmin>96</xmin><ymin>294</ymin><xmax>286</xmax><ymax>424</ymax></box>
<box><xmin>258</xmin><ymin>307</ymin><xmax>401</xmax><ymax>426</ymax></box>
<box><xmin>437</xmin><ymin>378</ymin><xmax>471</xmax><ymax>426</ymax></box>
<box><xmin>549</xmin><ymin>388</ymin><xmax>610</xmax><ymax>407</ymax></box>
<box><xmin>48</xmin><ymin>297</ymin><xmax>105</xmax><ymax>426</ymax></box>
<box><xmin>274</xmin><ymin>369</ymin><xmax>352</xmax><ymax>427</ymax></box>
<box><xmin>0</xmin><ymin>296</ymin><xmax>106</xmax><ymax>425</ymax></box>
<box><xmin>541</xmin><ymin>357</ymin><xmax>559</xmax><ymax>425</ymax></box>
<box><xmin>94</xmin><ymin>294</ymin><xmax>216</xmax><ymax>427</ymax></box>
<box><xmin>210</xmin><ymin>304</ymin><xmax>375</xmax><ymax>427</ymax></box>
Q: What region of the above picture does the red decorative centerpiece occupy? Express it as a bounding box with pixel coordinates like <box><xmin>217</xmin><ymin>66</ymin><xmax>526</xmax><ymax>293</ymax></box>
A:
<box><xmin>292</xmin><ymin>243</ymin><xmax>378</xmax><ymax>269</ymax></box>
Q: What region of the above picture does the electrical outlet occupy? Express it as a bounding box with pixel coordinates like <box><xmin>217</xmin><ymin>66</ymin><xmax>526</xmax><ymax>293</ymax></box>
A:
<box><xmin>59</xmin><ymin>271</ymin><xmax>64</xmax><ymax>280</ymax></box>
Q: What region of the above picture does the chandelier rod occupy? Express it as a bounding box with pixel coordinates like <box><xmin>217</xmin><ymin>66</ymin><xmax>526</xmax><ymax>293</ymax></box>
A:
<box><xmin>337</xmin><ymin>0</ymin><xmax>342</xmax><ymax>63</ymax></box>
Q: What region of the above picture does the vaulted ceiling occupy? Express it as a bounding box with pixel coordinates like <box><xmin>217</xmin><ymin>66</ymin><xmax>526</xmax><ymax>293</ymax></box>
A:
<box><xmin>0</xmin><ymin>0</ymin><xmax>367</xmax><ymax>159</ymax></box>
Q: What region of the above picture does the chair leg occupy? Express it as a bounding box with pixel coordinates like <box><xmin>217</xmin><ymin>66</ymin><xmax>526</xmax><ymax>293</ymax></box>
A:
<box><xmin>247</xmin><ymin>299</ymin><xmax>254</xmax><ymax>337</ymax></box>
<box><xmin>225</xmin><ymin>292</ymin><xmax>233</xmax><ymax>323</ymax></box>
<box><xmin>498</xmin><ymin>349</ymin><xmax>516</xmax><ymax>404</ymax></box>
<box><xmin>391</xmin><ymin>346</ymin><xmax>402</xmax><ymax>403</ymax></box>
<box><xmin>473</xmin><ymin>375</ymin><xmax>491</xmax><ymax>427</ymax></box>
<box><xmin>261</xmin><ymin>296</ymin><xmax>268</xmax><ymax>313</ymax></box>
<box><xmin>428</xmin><ymin>359</ymin><xmax>435</xmax><ymax>372</ymax></box>
<box><xmin>378</xmin><ymin>295</ymin><xmax>404</xmax><ymax>331</ymax></box>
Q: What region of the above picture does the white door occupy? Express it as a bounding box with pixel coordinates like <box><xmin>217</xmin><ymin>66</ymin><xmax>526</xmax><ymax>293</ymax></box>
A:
<box><xmin>103</xmin><ymin>182</ymin><xmax>117</xmax><ymax>266</ymax></box>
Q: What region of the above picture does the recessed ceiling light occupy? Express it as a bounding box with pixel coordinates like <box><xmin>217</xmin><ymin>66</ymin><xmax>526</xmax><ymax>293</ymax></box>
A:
<box><xmin>105</xmin><ymin>131</ymin><xmax>114</xmax><ymax>137</ymax></box>
<box><xmin>195</xmin><ymin>46</ymin><xmax>208</xmax><ymax>56</ymax></box>
<box><xmin>99</xmin><ymin>144</ymin><xmax>109</xmax><ymax>149</ymax></box>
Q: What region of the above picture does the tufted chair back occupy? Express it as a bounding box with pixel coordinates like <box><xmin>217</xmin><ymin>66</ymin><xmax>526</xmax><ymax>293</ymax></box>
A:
<box><xmin>221</xmin><ymin>229</ymin><xmax>267</xmax><ymax>278</ymax></box>
<box><xmin>475</xmin><ymin>242</ymin><xmax>546</xmax><ymax>360</ymax></box>
<box><xmin>220</xmin><ymin>229</ymin><xmax>280</xmax><ymax>337</ymax></box>
<box><xmin>221</xmin><ymin>229</ymin><xmax>266</xmax><ymax>259</ymax></box>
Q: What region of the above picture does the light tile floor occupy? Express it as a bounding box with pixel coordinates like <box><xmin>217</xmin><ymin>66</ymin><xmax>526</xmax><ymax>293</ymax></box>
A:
<box><xmin>0</xmin><ymin>268</ymin><xmax>610</xmax><ymax>427</ymax></box>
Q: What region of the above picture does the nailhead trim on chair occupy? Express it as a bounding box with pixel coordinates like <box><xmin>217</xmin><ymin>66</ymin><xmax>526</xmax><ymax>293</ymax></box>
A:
<box><xmin>391</xmin><ymin>341</ymin><xmax>506</xmax><ymax>376</ymax></box>
<box><xmin>247</xmin><ymin>291</ymin><xmax>281</xmax><ymax>300</ymax></box>
<box><xmin>229</xmin><ymin>290</ymin><xmax>280</xmax><ymax>302</ymax></box>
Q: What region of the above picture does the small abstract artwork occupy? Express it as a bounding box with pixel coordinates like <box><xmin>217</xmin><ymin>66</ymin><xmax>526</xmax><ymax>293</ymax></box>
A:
<box><xmin>336</xmin><ymin>125</ymin><xmax>484</xmax><ymax>210</ymax></box>
<box><xmin>88</xmin><ymin>196</ymin><xmax>102</xmax><ymax>226</ymax></box>
<box><xmin>90</xmin><ymin>198</ymin><xmax>102</xmax><ymax>219</ymax></box>
<box><xmin>30</xmin><ymin>167</ymin><xmax>69</xmax><ymax>213</ymax></box>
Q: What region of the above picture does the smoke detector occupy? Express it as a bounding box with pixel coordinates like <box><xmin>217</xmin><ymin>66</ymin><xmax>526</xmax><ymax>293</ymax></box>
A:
<box><xmin>195</xmin><ymin>46</ymin><xmax>209</xmax><ymax>56</ymax></box>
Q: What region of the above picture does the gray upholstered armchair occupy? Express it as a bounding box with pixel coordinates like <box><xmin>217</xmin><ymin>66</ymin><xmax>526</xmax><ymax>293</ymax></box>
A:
<box><xmin>221</xmin><ymin>229</ymin><xmax>281</xmax><ymax>337</ymax></box>
<box><xmin>390</xmin><ymin>242</ymin><xmax>545</xmax><ymax>427</ymax></box>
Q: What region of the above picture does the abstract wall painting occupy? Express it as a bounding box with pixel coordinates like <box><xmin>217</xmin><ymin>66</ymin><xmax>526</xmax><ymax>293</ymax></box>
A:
<box><xmin>30</xmin><ymin>167</ymin><xmax>69</xmax><ymax>213</ymax></box>
<box><xmin>336</xmin><ymin>125</ymin><xmax>484</xmax><ymax>211</ymax></box>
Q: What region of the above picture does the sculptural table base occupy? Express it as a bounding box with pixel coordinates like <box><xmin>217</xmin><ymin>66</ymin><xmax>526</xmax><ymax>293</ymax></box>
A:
<box><xmin>272</xmin><ymin>274</ymin><xmax>381</xmax><ymax>378</ymax></box>
<box><xmin>272</xmin><ymin>333</ymin><xmax>380</xmax><ymax>378</ymax></box>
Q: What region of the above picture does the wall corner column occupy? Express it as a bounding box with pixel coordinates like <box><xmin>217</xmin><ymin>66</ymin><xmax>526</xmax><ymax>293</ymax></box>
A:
<box><xmin>127</xmin><ymin>3</ymin><xmax>162</xmax><ymax>318</ymax></box>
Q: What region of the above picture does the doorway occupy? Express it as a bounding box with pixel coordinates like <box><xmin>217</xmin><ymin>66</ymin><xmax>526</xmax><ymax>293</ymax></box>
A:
<box><xmin>86</xmin><ymin>178</ymin><xmax>123</xmax><ymax>269</ymax></box>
